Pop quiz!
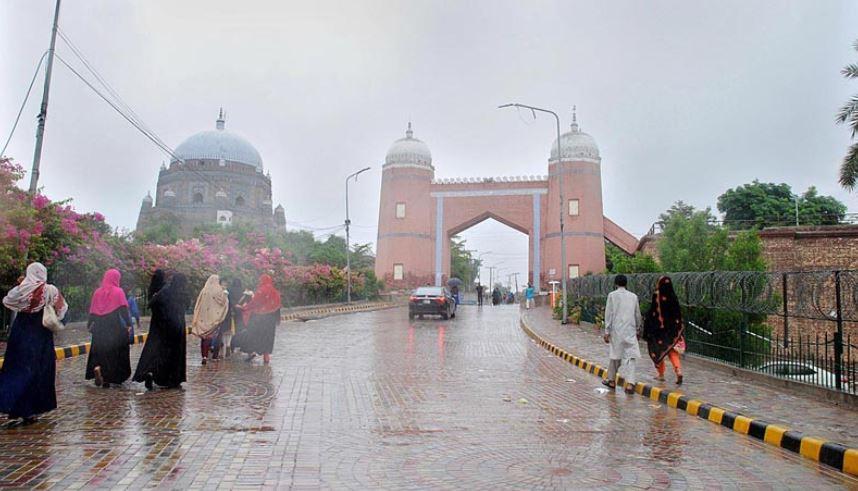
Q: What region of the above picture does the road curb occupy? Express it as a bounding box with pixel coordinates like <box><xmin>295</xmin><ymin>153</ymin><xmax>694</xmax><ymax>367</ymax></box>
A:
<box><xmin>0</xmin><ymin>302</ymin><xmax>399</xmax><ymax>369</ymax></box>
<box><xmin>519</xmin><ymin>314</ymin><xmax>858</xmax><ymax>478</ymax></box>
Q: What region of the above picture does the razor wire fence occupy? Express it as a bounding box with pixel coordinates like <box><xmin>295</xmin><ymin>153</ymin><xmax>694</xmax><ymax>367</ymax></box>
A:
<box><xmin>568</xmin><ymin>270</ymin><xmax>857</xmax><ymax>394</ymax></box>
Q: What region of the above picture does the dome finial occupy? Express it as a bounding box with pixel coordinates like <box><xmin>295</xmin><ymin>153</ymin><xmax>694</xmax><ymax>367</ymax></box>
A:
<box><xmin>216</xmin><ymin>107</ymin><xmax>226</xmax><ymax>130</ymax></box>
<box><xmin>406</xmin><ymin>121</ymin><xmax>413</xmax><ymax>139</ymax></box>
<box><xmin>570</xmin><ymin>105</ymin><xmax>579</xmax><ymax>133</ymax></box>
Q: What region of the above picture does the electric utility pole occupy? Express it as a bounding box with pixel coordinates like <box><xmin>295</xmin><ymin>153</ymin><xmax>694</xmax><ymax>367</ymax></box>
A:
<box><xmin>29</xmin><ymin>0</ymin><xmax>62</xmax><ymax>195</ymax></box>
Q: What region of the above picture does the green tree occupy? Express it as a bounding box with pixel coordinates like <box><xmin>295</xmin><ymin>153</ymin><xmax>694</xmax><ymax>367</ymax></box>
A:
<box><xmin>308</xmin><ymin>235</ymin><xmax>347</xmax><ymax>268</ymax></box>
<box><xmin>717</xmin><ymin>181</ymin><xmax>846</xmax><ymax>228</ymax></box>
<box><xmin>605</xmin><ymin>244</ymin><xmax>660</xmax><ymax>274</ymax></box>
<box><xmin>838</xmin><ymin>39</ymin><xmax>858</xmax><ymax>190</ymax></box>
<box><xmin>450</xmin><ymin>236</ymin><xmax>479</xmax><ymax>284</ymax></box>
<box><xmin>135</xmin><ymin>214</ymin><xmax>182</xmax><ymax>244</ymax></box>
<box><xmin>657</xmin><ymin>202</ymin><xmax>767</xmax><ymax>272</ymax></box>
<box><xmin>723</xmin><ymin>230</ymin><xmax>767</xmax><ymax>271</ymax></box>
<box><xmin>658</xmin><ymin>205</ymin><xmax>728</xmax><ymax>271</ymax></box>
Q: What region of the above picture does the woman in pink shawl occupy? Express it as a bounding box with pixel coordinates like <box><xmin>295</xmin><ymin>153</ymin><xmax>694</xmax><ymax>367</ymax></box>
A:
<box><xmin>85</xmin><ymin>269</ymin><xmax>133</xmax><ymax>387</ymax></box>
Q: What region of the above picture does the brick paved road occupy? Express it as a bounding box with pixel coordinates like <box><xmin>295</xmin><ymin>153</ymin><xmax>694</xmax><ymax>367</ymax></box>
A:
<box><xmin>1</xmin><ymin>306</ymin><xmax>856</xmax><ymax>489</ymax></box>
<box><xmin>523</xmin><ymin>307</ymin><xmax>858</xmax><ymax>449</ymax></box>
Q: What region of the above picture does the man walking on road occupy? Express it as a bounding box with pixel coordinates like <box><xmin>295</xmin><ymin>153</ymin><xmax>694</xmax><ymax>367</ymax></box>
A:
<box><xmin>475</xmin><ymin>283</ymin><xmax>484</xmax><ymax>307</ymax></box>
<box><xmin>525</xmin><ymin>283</ymin><xmax>535</xmax><ymax>309</ymax></box>
<box><xmin>602</xmin><ymin>275</ymin><xmax>642</xmax><ymax>394</ymax></box>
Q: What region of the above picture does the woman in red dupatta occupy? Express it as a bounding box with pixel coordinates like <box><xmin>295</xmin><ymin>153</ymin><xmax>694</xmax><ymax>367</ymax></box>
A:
<box><xmin>85</xmin><ymin>269</ymin><xmax>133</xmax><ymax>387</ymax></box>
<box><xmin>642</xmin><ymin>276</ymin><xmax>685</xmax><ymax>385</ymax></box>
<box><xmin>232</xmin><ymin>274</ymin><xmax>281</xmax><ymax>364</ymax></box>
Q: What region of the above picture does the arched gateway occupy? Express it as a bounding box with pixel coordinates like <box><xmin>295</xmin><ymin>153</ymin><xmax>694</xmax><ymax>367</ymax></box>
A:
<box><xmin>375</xmin><ymin>114</ymin><xmax>638</xmax><ymax>290</ymax></box>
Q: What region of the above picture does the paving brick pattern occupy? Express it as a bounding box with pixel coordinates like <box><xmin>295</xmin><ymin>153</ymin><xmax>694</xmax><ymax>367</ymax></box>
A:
<box><xmin>0</xmin><ymin>306</ymin><xmax>856</xmax><ymax>489</ymax></box>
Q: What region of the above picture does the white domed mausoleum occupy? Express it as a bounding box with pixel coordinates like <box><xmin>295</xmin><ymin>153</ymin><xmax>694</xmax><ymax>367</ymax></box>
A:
<box><xmin>136</xmin><ymin>110</ymin><xmax>286</xmax><ymax>235</ymax></box>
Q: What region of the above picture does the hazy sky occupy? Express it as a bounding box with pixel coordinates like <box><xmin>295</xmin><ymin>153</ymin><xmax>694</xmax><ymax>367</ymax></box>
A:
<box><xmin>3</xmin><ymin>1</ymin><xmax>857</xmax><ymax>288</ymax></box>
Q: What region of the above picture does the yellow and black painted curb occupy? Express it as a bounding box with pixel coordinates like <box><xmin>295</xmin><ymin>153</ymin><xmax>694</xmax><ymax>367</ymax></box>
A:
<box><xmin>0</xmin><ymin>302</ymin><xmax>398</xmax><ymax>370</ymax></box>
<box><xmin>520</xmin><ymin>316</ymin><xmax>858</xmax><ymax>477</ymax></box>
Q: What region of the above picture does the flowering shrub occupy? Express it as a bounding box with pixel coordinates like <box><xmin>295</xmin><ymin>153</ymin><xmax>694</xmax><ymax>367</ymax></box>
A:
<box><xmin>0</xmin><ymin>157</ymin><xmax>379</xmax><ymax>323</ymax></box>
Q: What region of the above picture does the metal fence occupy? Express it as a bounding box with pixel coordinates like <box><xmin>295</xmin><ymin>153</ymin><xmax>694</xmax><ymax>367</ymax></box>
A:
<box><xmin>569</xmin><ymin>271</ymin><xmax>857</xmax><ymax>395</ymax></box>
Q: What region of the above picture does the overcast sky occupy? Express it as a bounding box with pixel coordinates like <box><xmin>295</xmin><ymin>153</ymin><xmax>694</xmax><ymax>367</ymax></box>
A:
<box><xmin>3</xmin><ymin>1</ymin><xmax>857</xmax><ymax>288</ymax></box>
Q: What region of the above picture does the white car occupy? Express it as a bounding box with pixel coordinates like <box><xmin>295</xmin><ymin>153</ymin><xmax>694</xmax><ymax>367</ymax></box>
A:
<box><xmin>757</xmin><ymin>361</ymin><xmax>851</xmax><ymax>390</ymax></box>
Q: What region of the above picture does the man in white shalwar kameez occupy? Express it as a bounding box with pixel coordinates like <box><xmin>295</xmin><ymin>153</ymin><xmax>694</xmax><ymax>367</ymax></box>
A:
<box><xmin>602</xmin><ymin>275</ymin><xmax>642</xmax><ymax>394</ymax></box>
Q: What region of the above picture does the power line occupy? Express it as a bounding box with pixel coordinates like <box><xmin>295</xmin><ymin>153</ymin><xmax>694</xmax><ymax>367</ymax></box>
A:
<box><xmin>56</xmin><ymin>27</ymin><xmax>172</xmax><ymax>153</ymax></box>
<box><xmin>1</xmin><ymin>50</ymin><xmax>48</xmax><ymax>158</ymax></box>
<box><xmin>52</xmin><ymin>50</ymin><xmax>230</xmax><ymax>196</ymax></box>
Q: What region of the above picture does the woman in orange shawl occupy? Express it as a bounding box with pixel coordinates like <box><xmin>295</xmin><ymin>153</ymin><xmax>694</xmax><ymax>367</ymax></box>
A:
<box><xmin>232</xmin><ymin>274</ymin><xmax>281</xmax><ymax>364</ymax></box>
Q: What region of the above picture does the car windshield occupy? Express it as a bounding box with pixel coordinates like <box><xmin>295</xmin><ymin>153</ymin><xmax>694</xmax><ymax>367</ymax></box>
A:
<box><xmin>414</xmin><ymin>287</ymin><xmax>444</xmax><ymax>296</ymax></box>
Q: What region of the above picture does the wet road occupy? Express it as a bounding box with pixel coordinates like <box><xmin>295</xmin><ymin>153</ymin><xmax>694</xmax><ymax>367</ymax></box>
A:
<box><xmin>1</xmin><ymin>305</ymin><xmax>855</xmax><ymax>489</ymax></box>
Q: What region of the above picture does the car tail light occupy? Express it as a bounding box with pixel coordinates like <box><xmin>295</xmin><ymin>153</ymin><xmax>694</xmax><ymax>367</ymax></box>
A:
<box><xmin>436</xmin><ymin>297</ymin><xmax>446</xmax><ymax>304</ymax></box>
<box><xmin>409</xmin><ymin>296</ymin><xmax>418</xmax><ymax>302</ymax></box>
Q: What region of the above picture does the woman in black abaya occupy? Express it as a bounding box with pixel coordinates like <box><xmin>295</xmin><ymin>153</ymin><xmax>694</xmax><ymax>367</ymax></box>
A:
<box><xmin>133</xmin><ymin>271</ymin><xmax>190</xmax><ymax>390</ymax></box>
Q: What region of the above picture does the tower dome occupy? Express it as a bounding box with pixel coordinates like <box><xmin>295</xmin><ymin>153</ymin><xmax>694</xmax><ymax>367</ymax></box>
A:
<box><xmin>550</xmin><ymin>108</ymin><xmax>600</xmax><ymax>162</ymax></box>
<box><xmin>384</xmin><ymin>123</ymin><xmax>433</xmax><ymax>169</ymax></box>
<box><xmin>172</xmin><ymin>109</ymin><xmax>263</xmax><ymax>170</ymax></box>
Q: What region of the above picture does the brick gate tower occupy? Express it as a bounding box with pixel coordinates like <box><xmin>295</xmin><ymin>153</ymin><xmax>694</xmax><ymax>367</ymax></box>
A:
<box><xmin>375</xmin><ymin>112</ymin><xmax>638</xmax><ymax>291</ymax></box>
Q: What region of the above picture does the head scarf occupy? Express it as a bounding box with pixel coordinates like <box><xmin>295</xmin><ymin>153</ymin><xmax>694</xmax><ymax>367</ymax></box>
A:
<box><xmin>643</xmin><ymin>276</ymin><xmax>685</xmax><ymax>365</ymax></box>
<box><xmin>148</xmin><ymin>269</ymin><xmax>167</xmax><ymax>303</ymax></box>
<box><xmin>191</xmin><ymin>274</ymin><xmax>229</xmax><ymax>338</ymax></box>
<box><xmin>89</xmin><ymin>269</ymin><xmax>129</xmax><ymax>316</ymax></box>
<box><xmin>240</xmin><ymin>274</ymin><xmax>281</xmax><ymax>324</ymax></box>
<box><xmin>3</xmin><ymin>262</ymin><xmax>67</xmax><ymax>318</ymax></box>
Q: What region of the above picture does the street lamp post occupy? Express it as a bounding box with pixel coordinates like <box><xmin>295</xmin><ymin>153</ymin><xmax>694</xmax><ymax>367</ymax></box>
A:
<box><xmin>345</xmin><ymin>166</ymin><xmax>371</xmax><ymax>303</ymax></box>
<box><xmin>498</xmin><ymin>103</ymin><xmax>568</xmax><ymax>324</ymax></box>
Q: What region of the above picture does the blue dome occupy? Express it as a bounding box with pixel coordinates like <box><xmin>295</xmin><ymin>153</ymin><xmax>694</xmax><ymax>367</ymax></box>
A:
<box><xmin>172</xmin><ymin>112</ymin><xmax>263</xmax><ymax>170</ymax></box>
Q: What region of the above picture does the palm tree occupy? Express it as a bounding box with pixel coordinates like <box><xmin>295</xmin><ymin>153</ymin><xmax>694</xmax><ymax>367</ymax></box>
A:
<box><xmin>838</xmin><ymin>39</ymin><xmax>858</xmax><ymax>190</ymax></box>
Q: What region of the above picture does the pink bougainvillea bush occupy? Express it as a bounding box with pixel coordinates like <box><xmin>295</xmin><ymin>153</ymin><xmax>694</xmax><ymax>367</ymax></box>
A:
<box><xmin>0</xmin><ymin>158</ymin><xmax>379</xmax><ymax>322</ymax></box>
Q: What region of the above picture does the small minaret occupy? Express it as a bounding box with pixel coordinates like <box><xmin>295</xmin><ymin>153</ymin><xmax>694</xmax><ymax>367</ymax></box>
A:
<box><xmin>274</xmin><ymin>204</ymin><xmax>286</xmax><ymax>231</ymax></box>
<box><xmin>216</xmin><ymin>107</ymin><xmax>225</xmax><ymax>130</ymax></box>
<box><xmin>136</xmin><ymin>192</ymin><xmax>154</xmax><ymax>232</ymax></box>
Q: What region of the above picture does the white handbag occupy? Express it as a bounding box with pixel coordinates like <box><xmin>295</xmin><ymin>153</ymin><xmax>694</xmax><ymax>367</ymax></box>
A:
<box><xmin>42</xmin><ymin>300</ymin><xmax>64</xmax><ymax>334</ymax></box>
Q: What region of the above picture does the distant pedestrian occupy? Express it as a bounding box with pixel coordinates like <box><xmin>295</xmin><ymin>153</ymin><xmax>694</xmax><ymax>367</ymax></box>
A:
<box><xmin>191</xmin><ymin>274</ymin><xmax>229</xmax><ymax>365</ymax></box>
<box><xmin>643</xmin><ymin>276</ymin><xmax>685</xmax><ymax>385</ymax></box>
<box><xmin>233</xmin><ymin>274</ymin><xmax>282</xmax><ymax>364</ymax></box>
<box><xmin>491</xmin><ymin>287</ymin><xmax>501</xmax><ymax>306</ymax></box>
<box><xmin>451</xmin><ymin>284</ymin><xmax>460</xmax><ymax>305</ymax></box>
<box><xmin>125</xmin><ymin>285</ymin><xmax>141</xmax><ymax>344</ymax></box>
<box><xmin>0</xmin><ymin>263</ymin><xmax>67</xmax><ymax>424</ymax></box>
<box><xmin>475</xmin><ymin>283</ymin><xmax>484</xmax><ymax>306</ymax></box>
<box><xmin>602</xmin><ymin>274</ymin><xmax>642</xmax><ymax>394</ymax></box>
<box><xmin>525</xmin><ymin>283</ymin><xmax>535</xmax><ymax>309</ymax></box>
<box><xmin>86</xmin><ymin>269</ymin><xmax>133</xmax><ymax>388</ymax></box>
<box><xmin>133</xmin><ymin>270</ymin><xmax>189</xmax><ymax>390</ymax></box>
